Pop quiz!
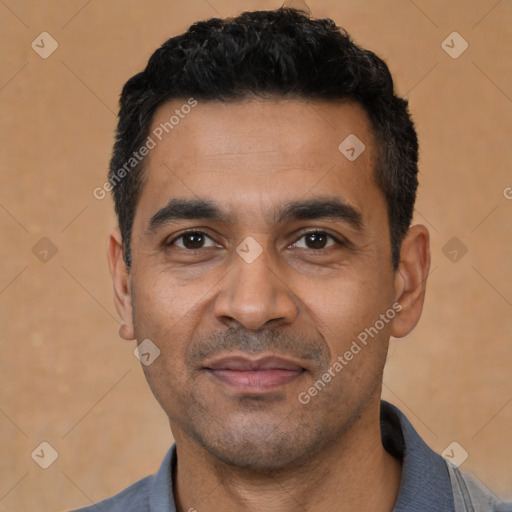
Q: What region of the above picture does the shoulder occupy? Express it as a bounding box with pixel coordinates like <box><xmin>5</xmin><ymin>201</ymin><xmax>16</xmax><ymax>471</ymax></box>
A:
<box><xmin>445</xmin><ymin>461</ymin><xmax>512</xmax><ymax>512</ymax></box>
<box><xmin>65</xmin><ymin>445</ymin><xmax>177</xmax><ymax>512</ymax></box>
<box><xmin>68</xmin><ymin>474</ymin><xmax>154</xmax><ymax>512</ymax></box>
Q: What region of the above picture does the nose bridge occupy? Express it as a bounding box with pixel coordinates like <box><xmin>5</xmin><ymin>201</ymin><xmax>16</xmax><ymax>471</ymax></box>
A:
<box><xmin>214</xmin><ymin>243</ymin><xmax>297</xmax><ymax>330</ymax></box>
<box><xmin>234</xmin><ymin>248</ymin><xmax>277</xmax><ymax>297</ymax></box>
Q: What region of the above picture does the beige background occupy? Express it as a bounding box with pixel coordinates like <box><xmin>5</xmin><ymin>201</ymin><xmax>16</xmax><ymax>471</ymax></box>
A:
<box><xmin>1</xmin><ymin>0</ymin><xmax>511</xmax><ymax>510</ymax></box>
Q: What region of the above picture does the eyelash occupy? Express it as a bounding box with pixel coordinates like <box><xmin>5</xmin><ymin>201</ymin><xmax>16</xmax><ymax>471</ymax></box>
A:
<box><xmin>166</xmin><ymin>229</ymin><xmax>343</xmax><ymax>252</ymax></box>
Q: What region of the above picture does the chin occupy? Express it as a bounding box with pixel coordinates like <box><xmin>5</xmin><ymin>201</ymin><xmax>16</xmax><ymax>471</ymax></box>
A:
<box><xmin>191</xmin><ymin>418</ymin><xmax>324</xmax><ymax>471</ymax></box>
<box><xmin>207</xmin><ymin>441</ymin><xmax>309</xmax><ymax>471</ymax></box>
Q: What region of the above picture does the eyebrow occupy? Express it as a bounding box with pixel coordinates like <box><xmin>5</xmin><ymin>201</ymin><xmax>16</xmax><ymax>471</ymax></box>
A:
<box><xmin>147</xmin><ymin>199</ymin><xmax>232</xmax><ymax>233</ymax></box>
<box><xmin>275</xmin><ymin>198</ymin><xmax>363</xmax><ymax>230</ymax></box>
<box><xmin>146</xmin><ymin>197</ymin><xmax>363</xmax><ymax>233</ymax></box>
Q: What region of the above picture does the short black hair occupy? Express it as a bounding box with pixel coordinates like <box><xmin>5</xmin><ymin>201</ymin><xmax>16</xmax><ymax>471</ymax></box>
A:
<box><xmin>109</xmin><ymin>7</ymin><xmax>418</xmax><ymax>270</ymax></box>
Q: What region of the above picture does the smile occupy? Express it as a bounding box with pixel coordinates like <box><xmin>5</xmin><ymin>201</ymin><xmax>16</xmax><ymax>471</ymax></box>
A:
<box><xmin>205</xmin><ymin>355</ymin><xmax>306</xmax><ymax>393</ymax></box>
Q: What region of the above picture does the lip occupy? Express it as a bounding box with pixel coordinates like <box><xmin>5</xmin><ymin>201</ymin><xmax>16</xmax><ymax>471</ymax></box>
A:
<box><xmin>205</xmin><ymin>355</ymin><xmax>305</xmax><ymax>393</ymax></box>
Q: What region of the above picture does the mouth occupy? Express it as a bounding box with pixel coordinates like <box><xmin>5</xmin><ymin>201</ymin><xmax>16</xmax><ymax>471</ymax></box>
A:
<box><xmin>204</xmin><ymin>354</ymin><xmax>306</xmax><ymax>393</ymax></box>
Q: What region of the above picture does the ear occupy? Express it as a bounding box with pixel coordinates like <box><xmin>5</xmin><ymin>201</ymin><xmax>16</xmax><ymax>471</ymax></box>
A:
<box><xmin>107</xmin><ymin>227</ymin><xmax>135</xmax><ymax>340</ymax></box>
<box><xmin>391</xmin><ymin>224</ymin><xmax>431</xmax><ymax>338</ymax></box>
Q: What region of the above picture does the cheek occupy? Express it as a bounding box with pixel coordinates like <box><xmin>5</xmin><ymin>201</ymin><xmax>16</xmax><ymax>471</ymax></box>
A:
<box><xmin>131</xmin><ymin>269</ymin><xmax>211</xmax><ymax>337</ymax></box>
<box><xmin>131</xmin><ymin>274</ymin><xmax>202</xmax><ymax>407</ymax></box>
<box><xmin>296</xmin><ymin>269</ymin><xmax>391</xmax><ymax>346</ymax></box>
<box><xmin>130</xmin><ymin>269</ymin><xmax>221</xmax><ymax>385</ymax></box>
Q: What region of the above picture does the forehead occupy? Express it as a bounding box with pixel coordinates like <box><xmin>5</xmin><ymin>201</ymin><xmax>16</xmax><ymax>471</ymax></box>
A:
<box><xmin>135</xmin><ymin>98</ymin><xmax>385</xmax><ymax>227</ymax></box>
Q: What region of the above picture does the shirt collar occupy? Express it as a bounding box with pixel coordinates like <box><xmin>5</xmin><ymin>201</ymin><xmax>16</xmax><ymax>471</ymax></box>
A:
<box><xmin>150</xmin><ymin>401</ymin><xmax>455</xmax><ymax>511</ymax></box>
<box><xmin>149</xmin><ymin>445</ymin><xmax>176</xmax><ymax>511</ymax></box>
<box><xmin>381</xmin><ymin>400</ymin><xmax>455</xmax><ymax>511</ymax></box>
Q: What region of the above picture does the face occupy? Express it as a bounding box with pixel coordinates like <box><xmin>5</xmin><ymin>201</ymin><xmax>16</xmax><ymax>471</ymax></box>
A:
<box><xmin>109</xmin><ymin>98</ymin><xmax>429</xmax><ymax>470</ymax></box>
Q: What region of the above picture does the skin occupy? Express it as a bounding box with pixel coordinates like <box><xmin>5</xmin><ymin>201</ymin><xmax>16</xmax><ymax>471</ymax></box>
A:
<box><xmin>108</xmin><ymin>98</ymin><xmax>430</xmax><ymax>512</ymax></box>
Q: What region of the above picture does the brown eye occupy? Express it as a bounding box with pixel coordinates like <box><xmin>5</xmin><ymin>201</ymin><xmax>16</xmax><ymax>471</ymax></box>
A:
<box><xmin>170</xmin><ymin>231</ymin><xmax>217</xmax><ymax>250</ymax></box>
<box><xmin>182</xmin><ymin>232</ymin><xmax>204</xmax><ymax>249</ymax></box>
<box><xmin>293</xmin><ymin>231</ymin><xmax>338</xmax><ymax>250</ymax></box>
<box><xmin>306</xmin><ymin>232</ymin><xmax>327</xmax><ymax>249</ymax></box>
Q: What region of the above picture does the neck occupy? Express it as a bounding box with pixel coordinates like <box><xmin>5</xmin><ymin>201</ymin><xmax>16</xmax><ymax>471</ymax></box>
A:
<box><xmin>171</xmin><ymin>398</ymin><xmax>402</xmax><ymax>512</ymax></box>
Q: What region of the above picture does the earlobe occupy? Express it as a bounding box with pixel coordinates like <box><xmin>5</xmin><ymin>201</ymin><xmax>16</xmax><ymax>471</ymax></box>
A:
<box><xmin>107</xmin><ymin>227</ymin><xmax>135</xmax><ymax>340</ymax></box>
<box><xmin>391</xmin><ymin>224</ymin><xmax>431</xmax><ymax>339</ymax></box>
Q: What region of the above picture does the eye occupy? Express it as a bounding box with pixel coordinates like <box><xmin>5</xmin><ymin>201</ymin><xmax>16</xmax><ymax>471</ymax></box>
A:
<box><xmin>293</xmin><ymin>231</ymin><xmax>339</xmax><ymax>250</ymax></box>
<box><xmin>169</xmin><ymin>231</ymin><xmax>218</xmax><ymax>250</ymax></box>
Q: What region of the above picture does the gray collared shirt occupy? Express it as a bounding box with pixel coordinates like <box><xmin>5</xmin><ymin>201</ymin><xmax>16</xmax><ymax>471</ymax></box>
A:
<box><xmin>70</xmin><ymin>401</ymin><xmax>510</xmax><ymax>511</ymax></box>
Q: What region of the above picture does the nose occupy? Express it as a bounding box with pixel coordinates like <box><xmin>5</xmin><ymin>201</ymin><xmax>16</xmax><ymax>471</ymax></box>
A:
<box><xmin>213</xmin><ymin>246</ymin><xmax>298</xmax><ymax>331</ymax></box>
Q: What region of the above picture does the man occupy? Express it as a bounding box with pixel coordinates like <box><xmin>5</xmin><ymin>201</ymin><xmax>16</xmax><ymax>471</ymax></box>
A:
<box><xmin>76</xmin><ymin>7</ymin><xmax>510</xmax><ymax>512</ymax></box>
